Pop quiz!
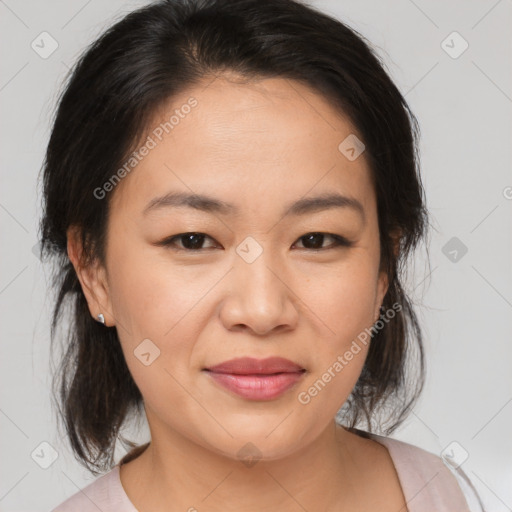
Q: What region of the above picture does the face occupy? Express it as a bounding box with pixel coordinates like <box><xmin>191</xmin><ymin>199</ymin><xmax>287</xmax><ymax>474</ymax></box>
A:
<box><xmin>71</xmin><ymin>75</ymin><xmax>389</xmax><ymax>461</ymax></box>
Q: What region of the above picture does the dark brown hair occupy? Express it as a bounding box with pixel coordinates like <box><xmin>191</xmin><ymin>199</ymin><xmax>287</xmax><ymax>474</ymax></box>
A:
<box><xmin>39</xmin><ymin>0</ymin><xmax>430</xmax><ymax>475</ymax></box>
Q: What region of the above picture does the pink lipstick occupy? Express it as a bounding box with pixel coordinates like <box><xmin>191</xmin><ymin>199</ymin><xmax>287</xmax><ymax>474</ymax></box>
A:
<box><xmin>203</xmin><ymin>357</ymin><xmax>306</xmax><ymax>401</ymax></box>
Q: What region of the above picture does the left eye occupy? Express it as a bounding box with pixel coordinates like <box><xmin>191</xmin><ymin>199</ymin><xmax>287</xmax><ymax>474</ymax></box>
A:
<box><xmin>293</xmin><ymin>232</ymin><xmax>353</xmax><ymax>250</ymax></box>
<box><xmin>157</xmin><ymin>232</ymin><xmax>353</xmax><ymax>252</ymax></box>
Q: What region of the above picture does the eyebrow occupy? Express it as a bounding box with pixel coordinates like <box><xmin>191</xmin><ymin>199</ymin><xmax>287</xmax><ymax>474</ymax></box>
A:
<box><xmin>143</xmin><ymin>191</ymin><xmax>366</xmax><ymax>223</ymax></box>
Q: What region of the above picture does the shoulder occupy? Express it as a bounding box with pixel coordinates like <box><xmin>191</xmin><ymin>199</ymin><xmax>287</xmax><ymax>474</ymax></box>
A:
<box><xmin>366</xmin><ymin>431</ymin><xmax>478</xmax><ymax>512</ymax></box>
<box><xmin>51</xmin><ymin>465</ymin><xmax>137</xmax><ymax>512</ymax></box>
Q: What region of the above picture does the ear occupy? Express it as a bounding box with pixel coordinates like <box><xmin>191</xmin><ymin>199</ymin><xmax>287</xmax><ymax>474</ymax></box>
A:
<box><xmin>66</xmin><ymin>226</ymin><xmax>115</xmax><ymax>327</ymax></box>
<box><xmin>374</xmin><ymin>228</ymin><xmax>402</xmax><ymax>321</ymax></box>
<box><xmin>374</xmin><ymin>270</ymin><xmax>389</xmax><ymax>322</ymax></box>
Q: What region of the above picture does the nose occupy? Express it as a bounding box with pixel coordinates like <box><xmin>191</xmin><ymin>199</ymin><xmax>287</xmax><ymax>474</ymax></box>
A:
<box><xmin>219</xmin><ymin>251</ymin><xmax>299</xmax><ymax>336</ymax></box>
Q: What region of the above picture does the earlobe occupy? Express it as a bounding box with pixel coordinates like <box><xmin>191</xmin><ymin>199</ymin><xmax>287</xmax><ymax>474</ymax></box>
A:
<box><xmin>390</xmin><ymin>227</ymin><xmax>402</xmax><ymax>259</ymax></box>
<box><xmin>374</xmin><ymin>228</ymin><xmax>401</xmax><ymax>321</ymax></box>
<box><xmin>66</xmin><ymin>226</ymin><xmax>115</xmax><ymax>326</ymax></box>
<box><xmin>375</xmin><ymin>271</ymin><xmax>389</xmax><ymax>322</ymax></box>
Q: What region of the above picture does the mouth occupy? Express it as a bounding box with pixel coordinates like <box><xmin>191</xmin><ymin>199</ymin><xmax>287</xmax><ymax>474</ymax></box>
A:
<box><xmin>202</xmin><ymin>357</ymin><xmax>306</xmax><ymax>401</ymax></box>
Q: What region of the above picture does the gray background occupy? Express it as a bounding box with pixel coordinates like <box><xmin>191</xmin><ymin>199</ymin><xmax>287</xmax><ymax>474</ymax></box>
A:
<box><xmin>0</xmin><ymin>0</ymin><xmax>511</xmax><ymax>510</ymax></box>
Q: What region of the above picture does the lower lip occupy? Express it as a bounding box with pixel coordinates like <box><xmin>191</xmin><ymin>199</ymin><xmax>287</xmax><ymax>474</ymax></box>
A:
<box><xmin>204</xmin><ymin>371</ymin><xmax>305</xmax><ymax>400</ymax></box>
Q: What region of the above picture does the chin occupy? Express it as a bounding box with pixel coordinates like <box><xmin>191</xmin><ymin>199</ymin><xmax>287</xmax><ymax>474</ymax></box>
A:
<box><xmin>197</xmin><ymin>419</ymin><xmax>317</xmax><ymax>464</ymax></box>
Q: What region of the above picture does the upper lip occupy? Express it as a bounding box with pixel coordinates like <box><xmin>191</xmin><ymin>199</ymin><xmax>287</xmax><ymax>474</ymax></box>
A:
<box><xmin>204</xmin><ymin>357</ymin><xmax>305</xmax><ymax>375</ymax></box>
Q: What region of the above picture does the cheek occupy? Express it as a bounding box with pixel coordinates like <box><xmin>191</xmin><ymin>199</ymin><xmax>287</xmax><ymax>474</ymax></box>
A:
<box><xmin>296</xmin><ymin>292</ymin><xmax>373</xmax><ymax>421</ymax></box>
<box><xmin>105</xmin><ymin>245</ymin><xmax>226</xmax><ymax>394</ymax></box>
<box><xmin>107</xmin><ymin>241</ymin><xmax>220</xmax><ymax>336</ymax></box>
<box><xmin>106</xmin><ymin>250</ymin><xmax>208</xmax><ymax>409</ymax></box>
<box><xmin>296</xmin><ymin>258</ymin><xmax>377</xmax><ymax>403</ymax></box>
<box><xmin>302</xmin><ymin>257</ymin><xmax>378</xmax><ymax>343</ymax></box>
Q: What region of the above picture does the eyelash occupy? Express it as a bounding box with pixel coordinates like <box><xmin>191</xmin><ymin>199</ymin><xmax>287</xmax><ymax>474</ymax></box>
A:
<box><xmin>156</xmin><ymin>232</ymin><xmax>354</xmax><ymax>252</ymax></box>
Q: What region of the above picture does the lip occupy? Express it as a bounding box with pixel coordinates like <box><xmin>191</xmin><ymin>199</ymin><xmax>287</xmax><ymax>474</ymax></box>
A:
<box><xmin>205</xmin><ymin>356</ymin><xmax>304</xmax><ymax>375</ymax></box>
<box><xmin>203</xmin><ymin>357</ymin><xmax>306</xmax><ymax>401</ymax></box>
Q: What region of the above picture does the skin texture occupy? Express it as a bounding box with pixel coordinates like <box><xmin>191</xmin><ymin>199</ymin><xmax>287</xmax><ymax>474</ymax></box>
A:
<box><xmin>67</xmin><ymin>75</ymin><xmax>406</xmax><ymax>511</ymax></box>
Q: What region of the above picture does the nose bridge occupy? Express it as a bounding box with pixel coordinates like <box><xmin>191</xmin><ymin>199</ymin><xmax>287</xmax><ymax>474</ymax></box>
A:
<box><xmin>222</xmin><ymin>237</ymin><xmax>298</xmax><ymax>334</ymax></box>
<box><xmin>236</xmin><ymin>240</ymin><xmax>284</xmax><ymax>306</ymax></box>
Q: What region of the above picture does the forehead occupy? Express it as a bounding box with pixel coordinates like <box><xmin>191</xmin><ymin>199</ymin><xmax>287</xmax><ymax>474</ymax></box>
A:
<box><xmin>110</xmin><ymin>76</ymin><xmax>375</xmax><ymax>219</ymax></box>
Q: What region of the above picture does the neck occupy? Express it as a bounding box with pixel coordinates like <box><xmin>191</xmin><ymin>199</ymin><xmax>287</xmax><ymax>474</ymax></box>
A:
<box><xmin>120</xmin><ymin>420</ymin><xmax>366</xmax><ymax>512</ymax></box>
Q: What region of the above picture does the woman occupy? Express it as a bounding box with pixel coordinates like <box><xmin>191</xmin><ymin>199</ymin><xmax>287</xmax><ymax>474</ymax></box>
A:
<box><xmin>41</xmin><ymin>0</ymin><xmax>483</xmax><ymax>510</ymax></box>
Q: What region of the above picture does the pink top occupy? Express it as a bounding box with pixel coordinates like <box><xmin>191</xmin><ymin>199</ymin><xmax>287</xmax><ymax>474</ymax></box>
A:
<box><xmin>51</xmin><ymin>433</ymin><xmax>482</xmax><ymax>512</ymax></box>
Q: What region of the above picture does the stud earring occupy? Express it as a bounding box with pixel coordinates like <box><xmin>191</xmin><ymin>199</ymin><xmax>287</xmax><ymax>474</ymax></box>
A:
<box><xmin>96</xmin><ymin>313</ymin><xmax>105</xmax><ymax>324</ymax></box>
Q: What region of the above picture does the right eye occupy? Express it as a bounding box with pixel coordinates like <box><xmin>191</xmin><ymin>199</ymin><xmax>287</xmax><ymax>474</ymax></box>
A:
<box><xmin>157</xmin><ymin>232</ymin><xmax>220</xmax><ymax>251</ymax></box>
